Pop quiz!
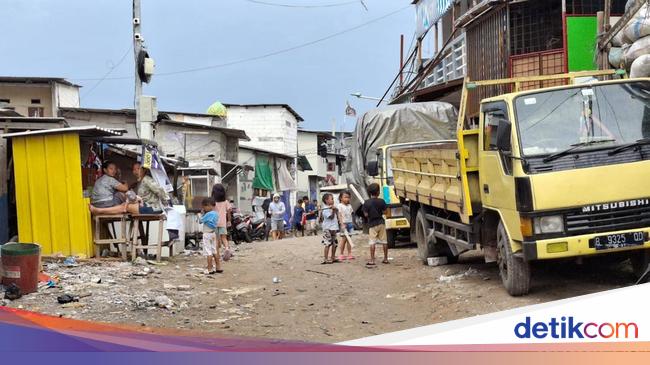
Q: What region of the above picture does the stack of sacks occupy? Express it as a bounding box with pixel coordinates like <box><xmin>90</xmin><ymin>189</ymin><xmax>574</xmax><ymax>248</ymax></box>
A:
<box><xmin>609</xmin><ymin>1</ymin><xmax>650</xmax><ymax>76</ymax></box>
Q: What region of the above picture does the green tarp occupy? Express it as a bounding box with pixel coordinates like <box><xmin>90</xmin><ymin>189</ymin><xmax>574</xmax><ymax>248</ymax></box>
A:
<box><xmin>252</xmin><ymin>155</ymin><xmax>274</xmax><ymax>191</ymax></box>
<box><xmin>567</xmin><ymin>16</ymin><xmax>598</xmax><ymax>72</ymax></box>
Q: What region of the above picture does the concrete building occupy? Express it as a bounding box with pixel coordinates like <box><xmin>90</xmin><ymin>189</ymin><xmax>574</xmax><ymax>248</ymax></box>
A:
<box><xmin>0</xmin><ymin>76</ymin><xmax>80</xmax><ymax>117</ymax></box>
<box><xmin>225</xmin><ymin>104</ymin><xmax>303</xmax><ymax>157</ymax></box>
<box><xmin>296</xmin><ymin>130</ymin><xmax>347</xmax><ymax>201</ymax></box>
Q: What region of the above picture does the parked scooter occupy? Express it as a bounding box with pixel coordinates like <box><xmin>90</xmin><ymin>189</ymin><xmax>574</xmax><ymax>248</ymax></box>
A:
<box><xmin>229</xmin><ymin>212</ymin><xmax>252</xmax><ymax>244</ymax></box>
<box><xmin>246</xmin><ymin>214</ymin><xmax>269</xmax><ymax>241</ymax></box>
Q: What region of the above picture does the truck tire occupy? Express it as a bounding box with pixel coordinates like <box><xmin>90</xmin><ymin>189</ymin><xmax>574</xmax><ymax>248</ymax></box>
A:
<box><xmin>415</xmin><ymin>210</ymin><xmax>435</xmax><ymax>263</ymax></box>
<box><xmin>386</xmin><ymin>229</ymin><xmax>397</xmax><ymax>249</ymax></box>
<box><xmin>631</xmin><ymin>248</ymin><xmax>650</xmax><ymax>280</ymax></box>
<box><xmin>497</xmin><ymin>221</ymin><xmax>531</xmax><ymax>296</ymax></box>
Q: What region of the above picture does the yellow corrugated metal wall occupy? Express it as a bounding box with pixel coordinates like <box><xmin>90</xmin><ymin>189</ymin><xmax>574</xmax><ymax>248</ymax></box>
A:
<box><xmin>12</xmin><ymin>133</ymin><xmax>93</xmax><ymax>257</ymax></box>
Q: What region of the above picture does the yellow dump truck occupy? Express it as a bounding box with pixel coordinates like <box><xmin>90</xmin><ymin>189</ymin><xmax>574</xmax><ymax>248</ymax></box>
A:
<box><xmin>389</xmin><ymin>70</ymin><xmax>650</xmax><ymax>296</ymax></box>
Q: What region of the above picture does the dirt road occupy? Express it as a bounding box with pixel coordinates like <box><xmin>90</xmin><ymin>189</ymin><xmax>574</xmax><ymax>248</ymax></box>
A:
<box><xmin>1</xmin><ymin>234</ymin><xmax>638</xmax><ymax>343</ymax></box>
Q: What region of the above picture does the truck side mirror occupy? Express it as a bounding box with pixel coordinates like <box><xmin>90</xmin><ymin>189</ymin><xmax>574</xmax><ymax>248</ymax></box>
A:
<box><xmin>366</xmin><ymin>161</ymin><xmax>379</xmax><ymax>177</ymax></box>
<box><xmin>496</xmin><ymin>119</ymin><xmax>512</xmax><ymax>152</ymax></box>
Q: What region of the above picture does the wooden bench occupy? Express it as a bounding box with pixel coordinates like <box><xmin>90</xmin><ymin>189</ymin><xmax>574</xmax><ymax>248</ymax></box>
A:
<box><xmin>93</xmin><ymin>214</ymin><xmax>129</xmax><ymax>260</ymax></box>
<box><xmin>129</xmin><ymin>213</ymin><xmax>166</xmax><ymax>262</ymax></box>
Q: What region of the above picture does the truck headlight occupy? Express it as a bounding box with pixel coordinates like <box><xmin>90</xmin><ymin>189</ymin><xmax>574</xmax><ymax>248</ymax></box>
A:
<box><xmin>533</xmin><ymin>215</ymin><xmax>564</xmax><ymax>234</ymax></box>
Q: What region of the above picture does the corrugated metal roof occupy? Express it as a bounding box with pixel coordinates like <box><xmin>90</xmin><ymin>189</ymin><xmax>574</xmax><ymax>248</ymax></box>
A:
<box><xmin>239</xmin><ymin>145</ymin><xmax>295</xmax><ymax>160</ymax></box>
<box><xmin>157</xmin><ymin>119</ymin><xmax>249</xmax><ymax>141</ymax></box>
<box><xmin>60</xmin><ymin>107</ymin><xmax>227</xmax><ymax>120</ymax></box>
<box><xmin>223</xmin><ymin>103</ymin><xmax>304</xmax><ymax>122</ymax></box>
<box><xmin>0</xmin><ymin>76</ymin><xmax>81</xmax><ymax>88</ymax></box>
<box><xmin>1</xmin><ymin>125</ymin><xmax>123</xmax><ymax>139</ymax></box>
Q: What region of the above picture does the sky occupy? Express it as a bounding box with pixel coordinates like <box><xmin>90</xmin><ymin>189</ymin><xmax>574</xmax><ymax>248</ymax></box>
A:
<box><xmin>1</xmin><ymin>0</ymin><xmax>415</xmax><ymax>131</ymax></box>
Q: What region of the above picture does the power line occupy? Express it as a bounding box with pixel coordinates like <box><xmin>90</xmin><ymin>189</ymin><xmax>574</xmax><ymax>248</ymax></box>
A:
<box><xmin>70</xmin><ymin>5</ymin><xmax>409</xmax><ymax>82</ymax></box>
<box><xmin>80</xmin><ymin>45</ymin><xmax>132</xmax><ymax>100</ymax></box>
<box><xmin>244</xmin><ymin>0</ymin><xmax>362</xmax><ymax>8</ymax></box>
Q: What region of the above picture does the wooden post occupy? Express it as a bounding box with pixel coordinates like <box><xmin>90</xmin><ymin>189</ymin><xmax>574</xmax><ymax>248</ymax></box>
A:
<box><xmin>602</xmin><ymin>1</ymin><xmax>612</xmax><ymax>69</ymax></box>
<box><xmin>597</xmin><ymin>11</ymin><xmax>606</xmax><ymax>69</ymax></box>
<box><xmin>400</xmin><ymin>34</ymin><xmax>404</xmax><ymax>90</ymax></box>
<box><xmin>417</xmin><ymin>38</ymin><xmax>423</xmax><ymax>71</ymax></box>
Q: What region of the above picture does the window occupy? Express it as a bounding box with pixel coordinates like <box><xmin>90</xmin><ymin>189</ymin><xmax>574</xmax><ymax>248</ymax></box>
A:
<box><xmin>31</xmin><ymin>99</ymin><xmax>41</xmax><ymax>104</ymax></box>
<box><xmin>0</xmin><ymin>99</ymin><xmax>9</xmax><ymax>104</ymax></box>
<box><xmin>484</xmin><ymin>111</ymin><xmax>508</xmax><ymax>151</ymax></box>
<box><xmin>28</xmin><ymin>107</ymin><xmax>44</xmax><ymax>117</ymax></box>
<box><xmin>483</xmin><ymin>102</ymin><xmax>510</xmax><ymax>151</ymax></box>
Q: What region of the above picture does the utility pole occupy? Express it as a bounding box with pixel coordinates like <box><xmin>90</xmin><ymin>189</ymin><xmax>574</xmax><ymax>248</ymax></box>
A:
<box><xmin>133</xmin><ymin>0</ymin><xmax>144</xmax><ymax>138</ymax></box>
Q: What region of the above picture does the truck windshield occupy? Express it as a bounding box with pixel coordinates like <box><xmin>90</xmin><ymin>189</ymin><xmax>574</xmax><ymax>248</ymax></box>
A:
<box><xmin>515</xmin><ymin>81</ymin><xmax>650</xmax><ymax>157</ymax></box>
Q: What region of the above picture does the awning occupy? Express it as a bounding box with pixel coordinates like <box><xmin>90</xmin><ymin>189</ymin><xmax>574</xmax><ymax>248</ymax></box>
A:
<box><xmin>2</xmin><ymin>125</ymin><xmax>123</xmax><ymax>139</ymax></box>
<box><xmin>297</xmin><ymin>155</ymin><xmax>312</xmax><ymax>171</ymax></box>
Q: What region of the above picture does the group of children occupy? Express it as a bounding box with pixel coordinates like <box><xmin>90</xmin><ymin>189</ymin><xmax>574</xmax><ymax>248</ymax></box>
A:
<box><xmin>290</xmin><ymin>196</ymin><xmax>319</xmax><ymax>237</ymax></box>
<box><xmin>199</xmin><ymin>182</ymin><xmax>390</xmax><ymax>273</ymax></box>
<box><xmin>319</xmin><ymin>182</ymin><xmax>389</xmax><ymax>267</ymax></box>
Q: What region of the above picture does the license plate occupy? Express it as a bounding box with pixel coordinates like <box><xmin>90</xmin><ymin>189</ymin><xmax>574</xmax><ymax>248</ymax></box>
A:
<box><xmin>590</xmin><ymin>231</ymin><xmax>646</xmax><ymax>250</ymax></box>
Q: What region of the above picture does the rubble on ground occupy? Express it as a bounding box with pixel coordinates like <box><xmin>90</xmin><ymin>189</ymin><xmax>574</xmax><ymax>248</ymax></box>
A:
<box><xmin>0</xmin><ymin>248</ymin><xmax>261</xmax><ymax>324</ymax></box>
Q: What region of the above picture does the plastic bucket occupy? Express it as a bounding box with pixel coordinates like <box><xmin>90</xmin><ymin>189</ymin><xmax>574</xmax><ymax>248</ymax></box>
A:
<box><xmin>1</xmin><ymin>243</ymin><xmax>41</xmax><ymax>294</ymax></box>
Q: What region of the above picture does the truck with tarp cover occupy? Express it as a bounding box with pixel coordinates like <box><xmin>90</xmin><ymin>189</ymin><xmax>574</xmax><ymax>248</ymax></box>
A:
<box><xmin>344</xmin><ymin>102</ymin><xmax>457</xmax><ymax>246</ymax></box>
<box><xmin>389</xmin><ymin>70</ymin><xmax>650</xmax><ymax>296</ymax></box>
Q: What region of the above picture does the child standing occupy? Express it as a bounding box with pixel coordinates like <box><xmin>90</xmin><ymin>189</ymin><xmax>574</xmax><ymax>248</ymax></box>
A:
<box><xmin>291</xmin><ymin>200</ymin><xmax>305</xmax><ymax>237</ymax></box>
<box><xmin>320</xmin><ymin>193</ymin><xmax>339</xmax><ymax>264</ymax></box>
<box><xmin>337</xmin><ymin>191</ymin><xmax>355</xmax><ymax>261</ymax></box>
<box><xmin>363</xmin><ymin>183</ymin><xmax>388</xmax><ymax>266</ymax></box>
<box><xmin>303</xmin><ymin>196</ymin><xmax>318</xmax><ymax>236</ymax></box>
<box><xmin>200</xmin><ymin>198</ymin><xmax>222</xmax><ymax>274</ymax></box>
<box><xmin>211</xmin><ymin>184</ymin><xmax>232</xmax><ymax>261</ymax></box>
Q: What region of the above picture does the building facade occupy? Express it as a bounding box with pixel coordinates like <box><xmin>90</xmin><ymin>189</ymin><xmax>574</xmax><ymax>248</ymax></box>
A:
<box><xmin>296</xmin><ymin>130</ymin><xmax>347</xmax><ymax>202</ymax></box>
<box><xmin>0</xmin><ymin>76</ymin><xmax>80</xmax><ymax>117</ymax></box>
<box><xmin>225</xmin><ymin>104</ymin><xmax>303</xmax><ymax>157</ymax></box>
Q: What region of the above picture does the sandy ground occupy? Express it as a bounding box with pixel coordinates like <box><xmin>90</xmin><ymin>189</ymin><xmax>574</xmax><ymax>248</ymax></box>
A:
<box><xmin>1</xmin><ymin>234</ymin><xmax>638</xmax><ymax>343</ymax></box>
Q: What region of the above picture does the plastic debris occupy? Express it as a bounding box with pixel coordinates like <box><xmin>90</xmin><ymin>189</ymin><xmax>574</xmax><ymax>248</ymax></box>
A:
<box><xmin>63</xmin><ymin>256</ymin><xmax>78</xmax><ymax>267</ymax></box>
<box><xmin>133</xmin><ymin>257</ymin><xmax>148</xmax><ymax>266</ymax></box>
<box><xmin>427</xmin><ymin>257</ymin><xmax>448</xmax><ymax>267</ymax></box>
<box><xmin>4</xmin><ymin>284</ymin><xmax>22</xmax><ymax>300</ymax></box>
<box><xmin>57</xmin><ymin>294</ymin><xmax>76</xmax><ymax>304</ymax></box>
<box><xmin>155</xmin><ymin>295</ymin><xmax>174</xmax><ymax>309</ymax></box>
<box><xmin>438</xmin><ymin>267</ymin><xmax>478</xmax><ymax>283</ymax></box>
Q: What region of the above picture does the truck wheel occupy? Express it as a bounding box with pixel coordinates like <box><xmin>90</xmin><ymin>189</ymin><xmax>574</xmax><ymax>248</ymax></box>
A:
<box><xmin>415</xmin><ymin>210</ymin><xmax>434</xmax><ymax>263</ymax></box>
<box><xmin>631</xmin><ymin>248</ymin><xmax>650</xmax><ymax>280</ymax></box>
<box><xmin>386</xmin><ymin>229</ymin><xmax>397</xmax><ymax>249</ymax></box>
<box><xmin>496</xmin><ymin>221</ymin><xmax>531</xmax><ymax>296</ymax></box>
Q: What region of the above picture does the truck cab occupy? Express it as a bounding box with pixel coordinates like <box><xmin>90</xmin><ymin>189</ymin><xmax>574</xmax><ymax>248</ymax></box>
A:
<box><xmin>391</xmin><ymin>71</ymin><xmax>650</xmax><ymax>296</ymax></box>
<box><xmin>477</xmin><ymin>76</ymin><xmax>650</xmax><ymax>293</ymax></box>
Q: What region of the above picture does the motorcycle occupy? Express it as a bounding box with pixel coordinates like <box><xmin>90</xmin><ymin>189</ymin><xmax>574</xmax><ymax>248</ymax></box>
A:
<box><xmin>229</xmin><ymin>212</ymin><xmax>252</xmax><ymax>244</ymax></box>
<box><xmin>246</xmin><ymin>214</ymin><xmax>269</xmax><ymax>241</ymax></box>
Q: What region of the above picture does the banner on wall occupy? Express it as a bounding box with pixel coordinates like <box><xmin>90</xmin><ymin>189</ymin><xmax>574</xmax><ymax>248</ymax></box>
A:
<box><xmin>415</xmin><ymin>0</ymin><xmax>453</xmax><ymax>37</ymax></box>
<box><xmin>142</xmin><ymin>145</ymin><xmax>173</xmax><ymax>193</ymax></box>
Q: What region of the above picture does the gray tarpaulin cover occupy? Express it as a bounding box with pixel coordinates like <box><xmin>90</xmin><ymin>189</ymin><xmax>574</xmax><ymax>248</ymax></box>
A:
<box><xmin>344</xmin><ymin>102</ymin><xmax>457</xmax><ymax>208</ymax></box>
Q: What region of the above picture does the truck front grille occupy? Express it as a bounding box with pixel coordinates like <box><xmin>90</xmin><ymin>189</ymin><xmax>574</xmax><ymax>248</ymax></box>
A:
<box><xmin>565</xmin><ymin>206</ymin><xmax>650</xmax><ymax>235</ymax></box>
